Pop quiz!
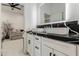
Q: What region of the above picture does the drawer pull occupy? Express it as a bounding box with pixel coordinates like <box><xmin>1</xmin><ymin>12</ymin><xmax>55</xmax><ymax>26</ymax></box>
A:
<box><xmin>49</xmin><ymin>52</ymin><xmax>52</xmax><ymax>56</ymax></box>
<box><xmin>53</xmin><ymin>54</ymin><xmax>56</xmax><ymax>56</ymax></box>
<box><xmin>35</xmin><ymin>46</ymin><xmax>39</xmax><ymax>49</ymax></box>
<box><xmin>28</xmin><ymin>40</ymin><xmax>31</xmax><ymax>44</ymax></box>
<box><xmin>35</xmin><ymin>38</ymin><xmax>39</xmax><ymax>40</ymax></box>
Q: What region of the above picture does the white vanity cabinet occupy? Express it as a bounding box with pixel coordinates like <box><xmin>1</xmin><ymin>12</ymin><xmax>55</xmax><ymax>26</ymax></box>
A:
<box><xmin>42</xmin><ymin>45</ymin><xmax>53</xmax><ymax>56</ymax></box>
<box><xmin>33</xmin><ymin>35</ymin><xmax>42</xmax><ymax>56</ymax></box>
<box><xmin>26</xmin><ymin>33</ymin><xmax>42</xmax><ymax>56</ymax></box>
<box><xmin>42</xmin><ymin>44</ymin><xmax>66</xmax><ymax>56</ymax></box>
<box><xmin>26</xmin><ymin>33</ymin><xmax>77</xmax><ymax>56</ymax></box>
<box><xmin>42</xmin><ymin>37</ymin><xmax>77</xmax><ymax>56</ymax></box>
<box><xmin>26</xmin><ymin>34</ymin><xmax>34</xmax><ymax>56</ymax></box>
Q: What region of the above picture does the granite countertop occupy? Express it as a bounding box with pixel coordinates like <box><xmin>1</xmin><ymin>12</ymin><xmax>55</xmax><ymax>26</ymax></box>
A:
<box><xmin>27</xmin><ymin>31</ymin><xmax>79</xmax><ymax>45</ymax></box>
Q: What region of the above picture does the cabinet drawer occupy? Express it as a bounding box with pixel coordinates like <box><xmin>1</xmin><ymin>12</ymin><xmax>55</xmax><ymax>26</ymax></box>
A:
<box><xmin>34</xmin><ymin>36</ymin><xmax>41</xmax><ymax>43</ymax></box>
<box><xmin>34</xmin><ymin>42</ymin><xmax>41</xmax><ymax>54</ymax></box>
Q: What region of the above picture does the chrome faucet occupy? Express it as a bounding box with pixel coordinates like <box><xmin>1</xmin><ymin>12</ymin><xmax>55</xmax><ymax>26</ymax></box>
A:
<box><xmin>43</xmin><ymin>28</ymin><xmax>47</xmax><ymax>33</ymax></box>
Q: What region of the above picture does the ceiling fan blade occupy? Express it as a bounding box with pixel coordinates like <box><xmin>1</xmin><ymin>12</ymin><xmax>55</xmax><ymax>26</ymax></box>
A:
<box><xmin>3</xmin><ymin>3</ymin><xmax>21</xmax><ymax>10</ymax></box>
<box><xmin>14</xmin><ymin>7</ymin><xmax>21</xmax><ymax>10</ymax></box>
<box><xmin>8</xmin><ymin>3</ymin><xmax>20</xmax><ymax>7</ymax></box>
<box><xmin>14</xmin><ymin>4</ymin><xmax>19</xmax><ymax>6</ymax></box>
<box><xmin>2</xmin><ymin>4</ymin><xmax>10</xmax><ymax>7</ymax></box>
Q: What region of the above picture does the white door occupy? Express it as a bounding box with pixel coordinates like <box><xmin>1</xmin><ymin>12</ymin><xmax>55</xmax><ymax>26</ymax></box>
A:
<box><xmin>42</xmin><ymin>45</ymin><xmax>53</xmax><ymax>56</ymax></box>
<box><xmin>53</xmin><ymin>50</ymin><xmax>67</xmax><ymax>56</ymax></box>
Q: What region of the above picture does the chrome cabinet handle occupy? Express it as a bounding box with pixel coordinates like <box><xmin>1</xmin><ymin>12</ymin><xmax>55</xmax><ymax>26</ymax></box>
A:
<box><xmin>53</xmin><ymin>54</ymin><xmax>56</xmax><ymax>56</ymax></box>
<box><xmin>35</xmin><ymin>46</ymin><xmax>39</xmax><ymax>49</ymax></box>
<box><xmin>28</xmin><ymin>40</ymin><xmax>31</xmax><ymax>44</ymax></box>
<box><xmin>49</xmin><ymin>52</ymin><xmax>52</xmax><ymax>56</ymax></box>
<box><xmin>35</xmin><ymin>37</ymin><xmax>39</xmax><ymax>40</ymax></box>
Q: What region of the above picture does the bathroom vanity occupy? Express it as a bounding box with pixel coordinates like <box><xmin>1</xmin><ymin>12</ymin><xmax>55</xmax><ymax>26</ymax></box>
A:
<box><xmin>25</xmin><ymin>20</ymin><xmax>79</xmax><ymax>56</ymax></box>
<box><xmin>26</xmin><ymin>31</ymin><xmax>78</xmax><ymax>56</ymax></box>
<box><xmin>24</xmin><ymin>3</ymin><xmax>79</xmax><ymax>56</ymax></box>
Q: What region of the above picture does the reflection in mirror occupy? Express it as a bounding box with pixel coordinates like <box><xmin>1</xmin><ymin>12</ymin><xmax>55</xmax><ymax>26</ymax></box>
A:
<box><xmin>40</xmin><ymin>3</ymin><xmax>66</xmax><ymax>24</ymax></box>
<box><xmin>44</xmin><ymin>13</ymin><xmax>51</xmax><ymax>23</ymax></box>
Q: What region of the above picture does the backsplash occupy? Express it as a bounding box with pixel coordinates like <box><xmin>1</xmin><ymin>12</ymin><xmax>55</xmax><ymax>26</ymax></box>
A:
<box><xmin>36</xmin><ymin>20</ymin><xmax>78</xmax><ymax>34</ymax></box>
<box><xmin>37</xmin><ymin>21</ymin><xmax>78</xmax><ymax>28</ymax></box>
<box><xmin>69</xmin><ymin>25</ymin><xmax>79</xmax><ymax>34</ymax></box>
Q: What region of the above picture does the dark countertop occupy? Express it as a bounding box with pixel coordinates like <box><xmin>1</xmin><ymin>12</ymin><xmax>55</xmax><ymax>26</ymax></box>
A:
<box><xmin>27</xmin><ymin>31</ymin><xmax>79</xmax><ymax>45</ymax></box>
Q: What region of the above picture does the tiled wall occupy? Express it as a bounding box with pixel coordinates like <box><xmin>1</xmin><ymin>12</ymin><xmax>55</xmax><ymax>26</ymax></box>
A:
<box><xmin>37</xmin><ymin>21</ymin><xmax>78</xmax><ymax>34</ymax></box>
<box><xmin>37</xmin><ymin>21</ymin><xmax>78</xmax><ymax>28</ymax></box>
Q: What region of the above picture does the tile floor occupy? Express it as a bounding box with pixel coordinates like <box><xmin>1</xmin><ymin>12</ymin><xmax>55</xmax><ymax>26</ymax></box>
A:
<box><xmin>1</xmin><ymin>39</ymin><xmax>26</xmax><ymax>56</ymax></box>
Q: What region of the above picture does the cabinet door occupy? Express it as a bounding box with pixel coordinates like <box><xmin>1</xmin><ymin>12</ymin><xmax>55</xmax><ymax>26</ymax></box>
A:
<box><xmin>53</xmin><ymin>50</ymin><xmax>66</xmax><ymax>56</ymax></box>
<box><xmin>42</xmin><ymin>45</ymin><xmax>53</xmax><ymax>56</ymax></box>
<box><xmin>27</xmin><ymin>34</ymin><xmax>34</xmax><ymax>56</ymax></box>
<box><xmin>42</xmin><ymin>37</ymin><xmax>76</xmax><ymax>56</ymax></box>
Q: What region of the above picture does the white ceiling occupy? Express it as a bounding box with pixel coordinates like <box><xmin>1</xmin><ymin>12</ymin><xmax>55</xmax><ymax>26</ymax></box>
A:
<box><xmin>2</xmin><ymin>3</ymin><xmax>24</xmax><ymax>10</ymax></box>
<box><xmin>1</xmin><ymin>3</ymin><xmax>24</xmax><ymax>15</ymax></box>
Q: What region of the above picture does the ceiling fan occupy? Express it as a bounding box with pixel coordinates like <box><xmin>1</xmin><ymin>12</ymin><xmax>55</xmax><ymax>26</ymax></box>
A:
<box><xmin>2</xmin><ymin>3</ymin><xmax>21</xmax><ymax>10</ymax></box>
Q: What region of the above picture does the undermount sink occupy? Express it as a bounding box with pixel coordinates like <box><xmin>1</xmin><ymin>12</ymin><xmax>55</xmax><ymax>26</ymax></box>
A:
<box><xmin>68</xmin><ymin>41</ymin><xmax>79</xmax><ymax>42</ymax></box>
<box><xmin>70</xmin><ymin>34</ymin><xmax>79</xmax><ymax>38</ymax></box>
<box><xmin>67</xmin><ymin>34</ymin><xmax>79</xmax><ymax>42</ymax></box>
<box><xmin>67</xmin><ymin>40</ymin><xmax>79</xmax><ymax>44</ymax></box>
<box><xmin>62</xmin><ymin>39</ymin><xmax>79</xmax><ymax>42</ymax></box>
<box><xmin>40</xmin><ymin>32</ymin><xmax>79</xmax><ymax>42</ymax></box>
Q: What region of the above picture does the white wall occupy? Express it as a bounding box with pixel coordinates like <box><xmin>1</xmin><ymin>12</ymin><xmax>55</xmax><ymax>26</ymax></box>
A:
<box><xmin>24</xmin><ymin>3</ymin><xmax>37</xmax><ymax>31</ymax></box>
<box><xmin>37</xmin><ymin>3</ymin><xmax>43</xmax><ymax>25</ymax></box>
<box><xmin>24</xmin><ymin>3</ymin><xmax>38</xmax><ymax>53</ymax></box>
<box><xmin>1</xmin><ymin>5</ymin><xmax>24</xmax><ymax>30</ymax></box>
<box><xmin>0</xmin><ymin>3</ymin><xmax>2</xmax><ymax>56</ymax></box>
<box><xmin>66</xmin><ymin>3</ymin><xmax>79</xmax><ymax>23</ymax></box>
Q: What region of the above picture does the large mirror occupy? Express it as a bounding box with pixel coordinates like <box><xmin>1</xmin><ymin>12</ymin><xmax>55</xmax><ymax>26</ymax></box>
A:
<box><xmin>40</xmin><ymin>3</ymin><xmax>66</xmax><ymax>24</ymax></box>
